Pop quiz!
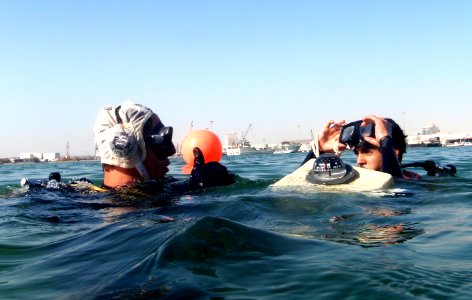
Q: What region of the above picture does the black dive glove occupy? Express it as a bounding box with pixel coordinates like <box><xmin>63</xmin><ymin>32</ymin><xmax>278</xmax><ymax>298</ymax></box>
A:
<box><xmin>401</xmin><ymin>160</ymin><xmax>457</xmax><ymax>176</ymax></box>
<box><xmin>422</xmin><ymin>160</ymin><xmax>457</xmax><ymax>176</ymax></box>
<box><xmin>189</xmin><ymin>147</ymin><xmax>236</xmax><ymax>189</ymax></box>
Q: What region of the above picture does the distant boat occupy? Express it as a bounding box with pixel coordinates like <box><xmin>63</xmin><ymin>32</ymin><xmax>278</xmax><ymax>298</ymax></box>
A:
<box><xmin>446</xmin><ymin>141</ymin><xmax>463</xmax><ymax>147</ymax></box>
<box><xmin>445</xmin><ymin>139</ymin><xmax>472</xmax><ymax>147</ymax></box>
<box><xmin>226</xmin><ymin>143</ymin><xmax>273</xmax><ymax>155</ymax></box>
<box><xmin>225</xmin><ymin>140</ymin><xmax>273</xmax><ymax>155</ymax></box>
<box><xmin>409</xmin><ymin>136</ymin><xmax>442</xmax><ymax>147</ymax></box>
<box><xmin>224</xmin><ymin>124</ymin><xmax>273</xmax><ymax>155</ymax></box>
<box><xmin>273</xmin><ymin>142</ymin><xmax>301</xmax><ymax>154</ymax></box>
<box><xmin>424</xmin><ymin>141</ymin><xmax>442</xmax><ymax>147</ymax></box>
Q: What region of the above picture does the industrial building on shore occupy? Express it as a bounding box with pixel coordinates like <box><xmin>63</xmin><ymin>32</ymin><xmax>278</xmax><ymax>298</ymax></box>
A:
<box><xmin>407</xmin><ymin>124</ymin><xmax>471</xmax><ymax>147</ymax></box>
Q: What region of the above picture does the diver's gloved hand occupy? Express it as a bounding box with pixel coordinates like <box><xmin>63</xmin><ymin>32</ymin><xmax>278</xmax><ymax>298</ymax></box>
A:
<box><xmin>189</xmin><ymin>147</ymin><xmax>235</xmax><ymax>189</ymax></box>
<box><xmin>423</xmin><ymin>160</ymin><xmax>437</xmax><ymax>176</ymax></box>
<box><xmin>422</xmin><ymin>160</ymin><xmax>457</xmax><ymax>176</ymax></box>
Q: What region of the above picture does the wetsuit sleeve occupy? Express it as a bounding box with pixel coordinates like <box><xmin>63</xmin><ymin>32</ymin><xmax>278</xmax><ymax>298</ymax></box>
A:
<box><xmin>189</xmin><ymin>162</ymin><xmax>236</xmax><ymax>190</ymax></box>
<box><xmin>188</xmin><ymin>147</ymin><xmax>236</xmax><ymax>190</ymax></box>
<box><xmin>169</xmin><ymin>168</ymin><xmax>236</xmax><ymax>193</ymax></box>
<box><xmin>380</xmin><ymin>136</ymin><xmax>403</xmax><ymax>178</ymax></box>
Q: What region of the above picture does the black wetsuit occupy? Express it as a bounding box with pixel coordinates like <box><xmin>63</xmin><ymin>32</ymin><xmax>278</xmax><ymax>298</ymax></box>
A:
<box><xmin>379</xmin><ymin>136</ymin><xmax>404</xmax><ymax>178</ymax></box>
<box><xmin>104</xmin><ymin>160</ymin><xmax>236</xmax><ymax>195</ymax></box>
<box><xmin>112</xmin><ymin>147</ymin><xmax>236</xmax><ymax>194</ymax></box>
<box><xmin>24</xmin><ymin>148</ymin><xmax>236</xmax><ymax>195</ymax></box>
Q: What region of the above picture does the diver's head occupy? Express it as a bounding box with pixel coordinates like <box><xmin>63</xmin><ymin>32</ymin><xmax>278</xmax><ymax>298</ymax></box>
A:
<box><xmin>385</xmin><ymin>118</ymin><xmax>407</xmax><ymax>162</ymax></box>
<box><xmin>340</xmin><ymin>117</ymin><xmax>407</xmax><ymax>171</ymax></box>
<box><xmin>94</xmin><ymin>101</ymin><xmax>176</xmax><ymax>187</ymax></box>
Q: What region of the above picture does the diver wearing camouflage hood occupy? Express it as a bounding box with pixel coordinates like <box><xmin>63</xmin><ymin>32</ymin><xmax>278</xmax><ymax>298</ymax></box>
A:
<box><xmin>94</xmin><ymin>101</ymin><xmax>235</xmax><ymax>190</ymax></box>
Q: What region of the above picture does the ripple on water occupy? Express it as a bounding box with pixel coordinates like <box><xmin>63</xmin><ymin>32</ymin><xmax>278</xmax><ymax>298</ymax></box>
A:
<box><xmin>1</xmin><ymin>149</ymin><xmax>472</xmax><ymax>299</ymax></box>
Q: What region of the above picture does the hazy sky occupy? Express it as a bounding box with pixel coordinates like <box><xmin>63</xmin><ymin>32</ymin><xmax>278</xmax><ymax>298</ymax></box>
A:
<box><xmin>1</xmin><ymin>1</ymin><xmax>471</xmax><ymax>157</ymax></box>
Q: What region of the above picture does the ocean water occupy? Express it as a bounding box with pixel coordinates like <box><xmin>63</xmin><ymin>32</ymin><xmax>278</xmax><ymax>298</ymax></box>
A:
<box><xmin>1</xmin><ymin>147</ymin><xmax>472</xmax><ymax>299</ymax></box>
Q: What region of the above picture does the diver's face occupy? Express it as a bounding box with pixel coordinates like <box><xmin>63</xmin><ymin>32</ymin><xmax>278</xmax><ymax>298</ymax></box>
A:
<box><xmin>353</xmin><ymin>146</ymin><xmax>382</xmax><ymax>171</ymax></box>
<box><xmin>143</xmin><ymin>114</ymin><xmax>170</xmax><ymax>179</ymax></box>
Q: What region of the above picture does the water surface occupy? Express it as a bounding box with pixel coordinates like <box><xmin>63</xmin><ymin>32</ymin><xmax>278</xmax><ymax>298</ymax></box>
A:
<box><xmin>1</xmin><ymin>147</ymin><xmax>471</xmax><ymax>299</ymax></box>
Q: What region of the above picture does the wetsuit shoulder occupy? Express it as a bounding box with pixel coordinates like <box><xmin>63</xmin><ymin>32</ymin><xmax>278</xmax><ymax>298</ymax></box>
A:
<box><xmin>379</xmin><ymin>136</ymin><xmax>403</xmax><ymax>178</ymax></box>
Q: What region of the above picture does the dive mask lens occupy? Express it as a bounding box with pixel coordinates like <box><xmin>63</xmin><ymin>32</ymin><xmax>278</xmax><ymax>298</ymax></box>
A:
<box><xmin>145</xmin><ymin>126</ymin><xmax>177</xmax><ymax>160</ymax></box>
<box><xmin>339</xmin><ymin>120</ymin><xmax>362</xmax><ymax>148</ymax></box>
<box><xmin>339</xmin><ymin>120</ymin><xmax>375</xmax><ymax>148</ymax></box>
<box><xmin>359</xmin><ymin>123</ymin><xmax>375</xmax><ymax>138</ymax></box>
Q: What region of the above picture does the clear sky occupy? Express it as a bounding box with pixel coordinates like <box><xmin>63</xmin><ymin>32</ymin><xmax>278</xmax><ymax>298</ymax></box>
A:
<box><xmin>1</xmin><ymin>0</ymin><xmax>471</xmax><ymax>157</ymax></box>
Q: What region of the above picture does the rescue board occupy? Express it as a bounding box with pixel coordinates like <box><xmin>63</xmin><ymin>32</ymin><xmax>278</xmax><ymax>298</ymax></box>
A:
<box><xmin>272</xmin><ymin>158</ymin><xmax>394</xmax><ymax>192</ymax></box>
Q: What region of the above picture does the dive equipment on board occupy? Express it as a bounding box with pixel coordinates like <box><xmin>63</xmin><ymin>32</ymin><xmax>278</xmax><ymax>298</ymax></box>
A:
<box><xmin>273</xmin><ymin>157</ymin><xmax>394</xmax><ymax>192</ymax></box>
<box><xmin>305</xmin><ymin>154</ymin><xmax>356</xmax><ymax>185</ymax></box>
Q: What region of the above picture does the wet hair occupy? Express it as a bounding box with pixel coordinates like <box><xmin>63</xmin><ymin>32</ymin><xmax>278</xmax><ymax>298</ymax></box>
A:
<box><xmin>385</xmin><ymin>118</ymin><xmax>407</xmax><ymax>162</ymax></box>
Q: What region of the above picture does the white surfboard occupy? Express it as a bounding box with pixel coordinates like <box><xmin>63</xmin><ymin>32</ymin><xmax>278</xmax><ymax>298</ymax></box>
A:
<box><xmin>271</xmin><ymin>158</ymin><xmax>394</xmax><ymax>192</ymax></box>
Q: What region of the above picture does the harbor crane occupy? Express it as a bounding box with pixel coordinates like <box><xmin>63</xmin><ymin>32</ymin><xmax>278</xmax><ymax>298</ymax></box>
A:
<box><xmin>240</xmin><ymin>123</ymin><xmax>253</xmax><ymax>146</ymax></box>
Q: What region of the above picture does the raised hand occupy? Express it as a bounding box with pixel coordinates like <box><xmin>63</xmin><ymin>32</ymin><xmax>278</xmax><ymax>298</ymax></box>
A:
<box><xmin>189</xmin><ymin>147</ymin><xmax>235</xmax><ymax>189</ymax></box>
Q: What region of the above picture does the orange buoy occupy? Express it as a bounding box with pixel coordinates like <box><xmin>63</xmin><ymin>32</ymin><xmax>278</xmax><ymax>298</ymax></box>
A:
<box><xmin>181</xmin><ymin>129</ymin><xmax>222</xmax><ymax>174</ymax></box>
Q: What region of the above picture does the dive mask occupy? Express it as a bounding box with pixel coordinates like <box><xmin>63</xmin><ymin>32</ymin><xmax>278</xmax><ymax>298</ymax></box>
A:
<box><xmin>144</xmin><ymin>123</ymin><xmax>176</xmax><ymax>160</ymax></box>
<box><xmin>339</xmin><ymin>120</ymin><xmax>376</xmax><ymax>148</ymax></box>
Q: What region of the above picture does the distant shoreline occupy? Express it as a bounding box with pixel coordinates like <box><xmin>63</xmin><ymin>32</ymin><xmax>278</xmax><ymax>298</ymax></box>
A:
<box><xmin>0</xmin><ymin>159</ymin><xmax>100</xmax><ymax>166</ymax></box>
